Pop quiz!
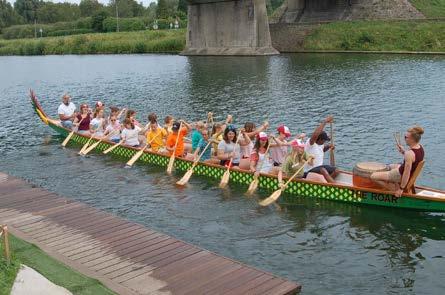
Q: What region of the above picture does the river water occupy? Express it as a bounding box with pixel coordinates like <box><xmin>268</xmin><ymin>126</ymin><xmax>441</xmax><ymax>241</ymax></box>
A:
<box><xmin>0</xmin><ymin>54</ymin><xmax>444</xmax><ymax>294</ymax></box>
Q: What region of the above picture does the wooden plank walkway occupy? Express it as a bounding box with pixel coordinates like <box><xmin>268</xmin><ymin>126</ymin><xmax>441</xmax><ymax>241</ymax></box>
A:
<box><xmin>0</xmin><ymin>172</ymin><xmax>301</xmax><ymax>295</ymax></box>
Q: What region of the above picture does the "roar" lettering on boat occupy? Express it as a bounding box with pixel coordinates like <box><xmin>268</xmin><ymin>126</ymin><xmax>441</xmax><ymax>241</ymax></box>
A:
<box><xmin>371</xmin><ymin>193</ymin><xmax>398</xmax><ymax>203</ymax></box>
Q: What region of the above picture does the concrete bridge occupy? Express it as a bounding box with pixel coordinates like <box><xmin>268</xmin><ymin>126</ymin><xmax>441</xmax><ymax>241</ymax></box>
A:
<box><xmin>181</xmin><ymin>0</ymin><xmax>423</xmax><ymax>55</ymax></box>
<box><xmin>182</xmin><ymin>0</ymin><xmax>279</xmax><ymax>56</ymax></box>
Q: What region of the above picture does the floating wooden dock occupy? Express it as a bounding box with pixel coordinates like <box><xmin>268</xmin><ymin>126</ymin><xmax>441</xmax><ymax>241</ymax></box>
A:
<box><xmin>0</xmin><ymin>172</ymin><xmax>301</xmax><ymax>295</ymax></box>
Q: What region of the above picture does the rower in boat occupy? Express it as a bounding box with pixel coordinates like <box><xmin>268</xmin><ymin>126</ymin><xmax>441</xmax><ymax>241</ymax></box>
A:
<box><xmin>146</xmin><ymin>116</ymin><xmax>168</xmax><ymax>152</ymax></box>
<box><xmin>109</xmin><ymin>106</ymin><xmax>126</xmax><ymax>124</ymax></box>
<box><xmin>304</xmin><ymin>115</ymin><xmax>337</xmax><ymax>183</ymax></box>
<box><xmin>164</xmin><ymin>115</ymin><xmax>174</xmax><ymax>134</ymax></box>
<box><xmin>58</xmin><ymin>94</ymin><xmax>76</xmax><ymax>129</ymax></box>
<box><xmin>125</xmin><ymin>109</ymin><xmax>141</xmax><ymax>128</ymax></box>
<box><xmin>250</xmin><ymin>132</ymin><xmax>280</xmax><ymax>176</ymax></box>
<box><xmin>104</xmin><ymin>115</ymin><xmax>121</xmax><ymax>143</ymax></box>
<box><xmin>193</xmin><ymin>128</ymin><xmax>219</xmax><ymax>164</ymax></box>
<box><xmin>278</xmin><ymin>139</ymin><xmax>326</xmax><ymax>187</ymax></box>
<box><xmin>191</xmin><ymin>121</ymin><xmax>206</xmax><ymax>153</ymax></box>
<box><xmin>73</xmin><ymin>104</ymin><xmax>92</xmax><ymax>135</ymax></box>
<box><xmin>269</xmin><ymin>125</ymin><xmax>292</xmax><ymax>167</ymax></box>
<box><xmin>371</xmin><ymin>126</ymin><xmax>425</xmax><ymax>197</ymax></box>
<box><xmin>121</xmin><ymin>118</ymin><xmax>142</xmax><ymax>148</ymax></box>
<box><xmin>210</xmin><ymin>115</ymin><xmax>232</xmax><ymax>157</ymax></box>
<box><xmin>239</xmin><ymin>121</ymin><xmax>269</xmax><ymax>170</ymax></box>
<box><xmin>90</xmin><ymin>108</ymin><xmax>106</xmax><ymax>137</ymax></box>
<box><xmin>217</xmin><ymin>125</ymin><xmax>249</xmax><ymax>168</ymax></box>
<box><xmin>166</xmin><ymin>121</ymin><xmax>191</xmax><ymax>157</ymax></box>
<box><xmin>95</xmin><ymin>101</ymin><xmax>105</xmax><ymax>111</ymax></box>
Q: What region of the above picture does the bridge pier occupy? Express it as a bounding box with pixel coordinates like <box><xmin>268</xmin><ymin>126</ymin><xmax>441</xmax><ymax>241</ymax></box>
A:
<box><xmin>181</xmin><ymin>0</ymin><xmax>279</xmax><ymax>55</ymax></box>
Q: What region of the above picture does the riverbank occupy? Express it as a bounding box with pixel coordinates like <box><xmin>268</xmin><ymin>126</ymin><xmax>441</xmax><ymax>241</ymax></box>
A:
<box><xmin>0</xmin><ymin>234</ymin><xmax>114</xmax><ymax>295</ymax></box>
<box><xmin>303</xmin><ymin>19</ymin><xmax>445</xmax><ymax>52</ymax></box>
<box><xmin>0</xmin><ymin>20</ymin><xmax>444</xmax><ymax>55</ymax></box>
<box><xmin>0</xmin><ymin>29</ymin><xmax>185</xmax><ymax>55</ymax></box>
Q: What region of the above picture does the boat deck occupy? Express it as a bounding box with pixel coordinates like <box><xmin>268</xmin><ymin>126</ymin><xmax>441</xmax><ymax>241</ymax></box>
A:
<box><xmin>334</xmin><ymin>172</ymin><xmax>445</xmax><ymax>200</ymax></box>
<box><xmin>0</xmin><ymin>172</ymin><xmax>301</xmax><ymax>295</ymax></box>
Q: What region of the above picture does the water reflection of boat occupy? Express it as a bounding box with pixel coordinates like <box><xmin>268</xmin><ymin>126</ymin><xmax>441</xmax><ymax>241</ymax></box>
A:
<box><xmin>31</xmin><ymin>91</ymin><xmax>445</xmax><ymax>212</ymax></box>
<box><xmin>281</xmin><ymin>197</ymin><xmax>445</xmax><ymax>241</ymax></box>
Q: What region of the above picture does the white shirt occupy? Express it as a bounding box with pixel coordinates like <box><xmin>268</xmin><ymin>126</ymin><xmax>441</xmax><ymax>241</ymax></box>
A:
<box><xmin>218</xmin><ymin>140</ymin><xmax>240</xmax><ymax>164</ymax></box>
<box><xmin>57</xmin><ymin>102</ymin><xmax>76</xmax><ymax>119</ymax></box>
<box><xmin>90</xmin><ymin>118</ymin><xmax>105</xmax><ymax>136</ymax></box>
<box><xmin>105</xmin><ymin>124</ymin><xmax>121</xmax><ymax>141</ymax></box>
<box><xmin>121</xmin><ymin>126</ymin><xmax>141</xmax><ymax>146</ymax></box>
<box><xmin>304</xmin><ymin>139</ymin><xmax>324</xmax><ymax>172</ymax></box>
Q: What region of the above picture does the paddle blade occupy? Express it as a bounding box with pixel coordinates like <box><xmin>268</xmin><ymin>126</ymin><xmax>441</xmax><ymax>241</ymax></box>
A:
<box><xmin>246</xmin><ymin>178</ymin><xmax>259</xmax><ymax>195</ymax></box>
<box><xmin>62</xmin><ymin>131</ymin><xmax>75</xmax><ymax>147</ymax></box>
<box><xmin>259</xmin><ymin>189</ymin><xmax>283</xmax><ymax>207</ymax></box>
<box><xmin>83</xmin><ymin>140</ymin><xmax>101</xmax><ymax>155</ymax></box>
<box><xmin>219</xmin><ymin>169</ymin><xmax>230</xmax><ymax>188</ymax></box>
<box><xmin>176</xmin><ymin>169</ymin><xmax>194</xmax><ymax>186</ymax></box>
<box><xmin>166</xmin><ymin>154</ymin><xmax>175</xmax><ymax>174</ymax></box>
<box><xmin>103</xmin><ymin>142</ymin><xmax>121</xmax><ymax>154</ymax></box>
<box><xmin>126</xmin><ymin>149</ymin><xmax>145</xmax><ymax>167</ymax></box>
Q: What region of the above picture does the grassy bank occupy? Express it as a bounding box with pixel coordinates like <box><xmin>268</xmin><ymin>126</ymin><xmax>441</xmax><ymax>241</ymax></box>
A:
<box><xmin>410</xmin><ymin>0</ymin><xmax>445</xmax><ymax>18</ymax></box>
<box><xmin>0</xmin><ymin>29</ymin><xmax>186</xmax><ymax>55</ymax></box>
<box><xmin>0</xmin><ymin>234</ymin><xmax>114</xmax><ymax>295</ymax></box>
<box><xmin>303</xmin><ymin>20</ymin><xmax>445</xmax><ymax>52</ymax></box>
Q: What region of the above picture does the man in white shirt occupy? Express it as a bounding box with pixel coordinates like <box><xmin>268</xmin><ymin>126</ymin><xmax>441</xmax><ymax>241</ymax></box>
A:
<box><xmin>304</xmin><ymin>115</ymin><xmax>337</xmax><ymax>183</ymax></box>
<box><xmin>58</xmin><ymin>94</ymin><xmax>76</xmax><ymax>129</ymax></box>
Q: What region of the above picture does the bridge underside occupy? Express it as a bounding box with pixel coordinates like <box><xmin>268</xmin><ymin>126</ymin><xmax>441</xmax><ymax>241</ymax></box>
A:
<box><xmin>181</xmin><ymin>0</ymin><xmax>279</xmax><ymax>56</ymax></box>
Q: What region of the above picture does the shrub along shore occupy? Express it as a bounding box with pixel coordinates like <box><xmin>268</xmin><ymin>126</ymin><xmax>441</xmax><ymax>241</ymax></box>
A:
<box><xmin>0</xmin><ymin>29</ymin><xmax>186</xmax><ymax>55</ymax></box>
<box><xmin>0</xmin><ymin>20</ymin><xmax>444</xmax><ymax>55</ymax></box>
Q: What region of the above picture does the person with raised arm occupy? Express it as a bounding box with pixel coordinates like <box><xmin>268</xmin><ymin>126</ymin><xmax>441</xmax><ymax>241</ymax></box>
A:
<box><xmin>239</xmin><ymin>121</ymin><xmax>269</xmax><ymax>170</ymax></box>
<box><xmin>166</xmin><ymin>120</ymin><xmax>192</xmax><ymax>157</ymax></box>
<box><xmin>269</xmin><ymin>125</ymin><xmax>292</xmax><ymax>167</ymax></box>
<box><xmin>304</xmin><ymin>115</ymin><xmax>337</xmax><ymax>183</ymax></box>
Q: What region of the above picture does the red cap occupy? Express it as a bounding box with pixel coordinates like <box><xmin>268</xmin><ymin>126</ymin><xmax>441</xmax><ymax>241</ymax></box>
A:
<box><xmin>257</xmin><ymin>132</ymin><xmax>268</xmax><ymax>140</ymax></box>
<box><xmin>95</xmin><ymin>101</ymin><xmax>104</xmax><ymax>109</ymax></box>
<box><xmin>277</xmin><ymin>125</ymin><xmax>291</xmax><ymax>137</ymax></box>
<box><xmin>291</xmin><ymin>139</ymin><xmax>305</xmax><ymax>148</ymax></box>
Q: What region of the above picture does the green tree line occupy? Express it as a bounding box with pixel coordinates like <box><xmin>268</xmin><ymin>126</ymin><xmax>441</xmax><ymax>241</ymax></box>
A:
<box><xmin>0</xmin><ymin>0</ymin><xmax>189</xmax><ymax>33</ymax></box>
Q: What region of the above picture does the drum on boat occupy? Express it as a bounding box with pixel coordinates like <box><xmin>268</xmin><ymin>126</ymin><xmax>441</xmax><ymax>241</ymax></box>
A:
<box><xmin>353</xmin><ymin>162</ymin><xmax>389</xmax><ymax>189</ymax></box>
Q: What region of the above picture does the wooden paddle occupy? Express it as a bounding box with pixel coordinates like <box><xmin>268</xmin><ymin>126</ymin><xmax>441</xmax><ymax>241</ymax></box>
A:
<box><xmin>166</xmin><ymin>122</ymin><xmax>183</xmax><ymax>174</ymax></box>
<box><xmin>219</xmin><ymin>131</ymin><xmax>242</xmax><ymax>188</ymax></box>
<box><xmin>246</xmin><ymin>137</ymin><xmax>272</xmax><ymax>195</ymax></box>
<box><xmin>330</xmin><ymin>122</ymin><xmax>335</xmax><ymax>166</ymax></box>
<box><xmin>62</xmin><ymin>117</ymin><xmax>83</xmax><ymax>147</ymax></box>
<box><xmin>79</xmin><ymin>133</ymin><xmax>95</xmax><ymax>155</ymax></box>
<box><xmin>103</xmin><ymin>140</ymin><xmax>123</xmax><ymax>154</ymax></box>
<box><xmin>259</xmin><ymin>157</ymin><xmax>313</xmax><ymax>207</ymax></box>
<box><xmin>176</xmin><ymin>141</ymin><xmax>212</xmax><ymax>186</ymax></box>
<box><xmin>126</xmin><ymin>131</ymin><xmax>163</xmax><ymax>167</ymax></box>
<box><xmin>83</xmin><ymin>130</ymin><xmax>119</xmax><ymax>156</ymax></box>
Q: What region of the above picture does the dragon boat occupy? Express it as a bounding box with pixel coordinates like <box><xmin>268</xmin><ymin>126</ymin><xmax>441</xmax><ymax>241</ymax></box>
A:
<box><xmin>30</xmin><ymin>91</ymin><xmax>445</xmax><ymax>212</ymax></box>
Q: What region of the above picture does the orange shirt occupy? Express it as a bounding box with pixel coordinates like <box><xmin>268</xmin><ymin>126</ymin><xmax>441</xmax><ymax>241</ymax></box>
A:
<box><xmin>166</xmin><ymin>127</ymin><xmax>188</xmax><ymax>156</ymax></box>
